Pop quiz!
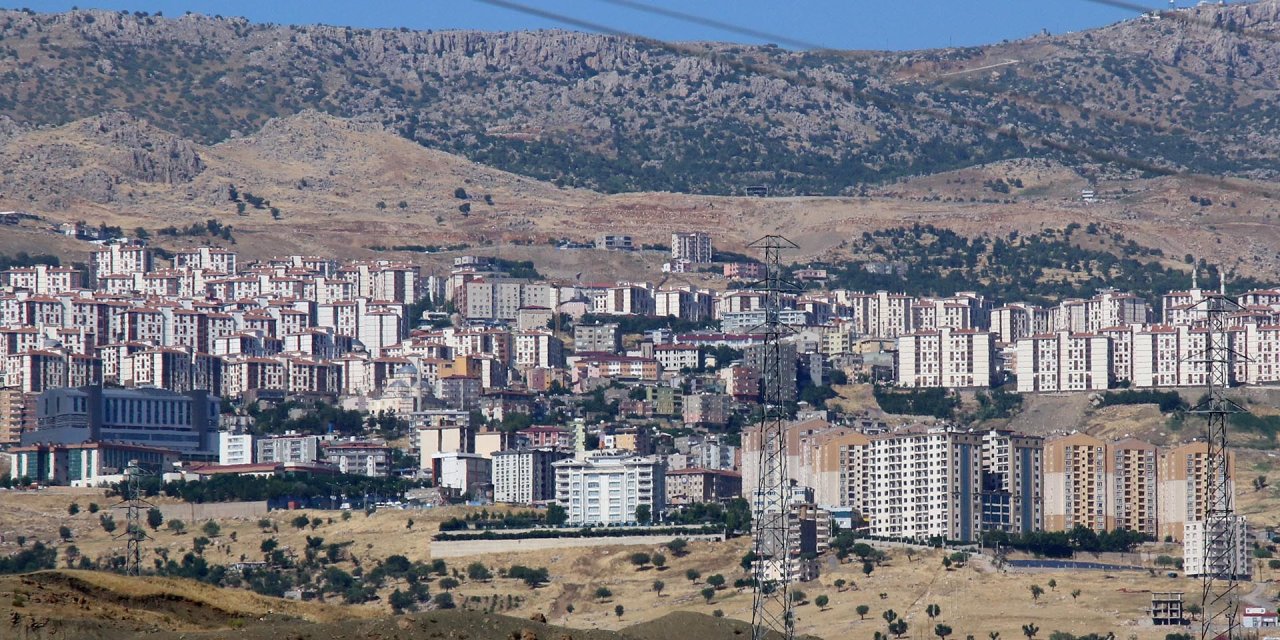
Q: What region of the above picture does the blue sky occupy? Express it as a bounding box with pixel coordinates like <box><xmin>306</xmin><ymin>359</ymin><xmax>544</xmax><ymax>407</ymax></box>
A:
<box><xmin>20</xmin><ymin>0</ymin><xmax>1191</xmax><ymax>50</ymax></box>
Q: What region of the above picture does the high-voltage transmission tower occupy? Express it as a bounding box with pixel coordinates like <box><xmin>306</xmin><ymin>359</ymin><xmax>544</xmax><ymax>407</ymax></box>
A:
<box><xmin>749</xmin><ymin>235</ymin><xmax>798</xmax><ymax>640</ymax></box>
<box><xmin>113</xmin><ymin>460</ymin><xmax>153</xmax><ymax>576</ymax></box>
<box><xmin>1188</xmin><ymin>284</ymin><xmax>1246</xmax><ymax>640</ymax></box>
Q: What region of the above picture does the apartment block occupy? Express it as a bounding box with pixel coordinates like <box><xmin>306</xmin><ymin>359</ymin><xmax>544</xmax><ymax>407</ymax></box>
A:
<box><xmin>0</xmin><ymin>389</ymin><xmax>36</xmax><ymax>445</ymax></box>
<box><xmin>574</xmin><ymin>323</ymin><xmax>620</xmax><ymax>355</ymax></box>
<box><xmin>671</xmin><ymin>232</ymin><xmax>713</xmax><ymax>264</ymax></box>
<box><xmin>553</xmin><ymin>452</ymin><xmax>666</xmax><ymax>526</ymax></box>
<box><xmin>1158</xmin><ymin>442</ymin><xmax>1236</xmax><ymax>542</ymax></box>
<box><xmin>861</xmin><ymin>429</ymin><xmax>984</xmax><ymax>542</ymax></box>
<box><xmin>896</xmin><ymin>328</ymin><xmax>994</xmax><ymax>388</ymax></box>
<box><xmin>744</xmin><ymin>341</ymin><xmax>798</xmax><ymax>402</ymax></box>
<box><xmin>1043</xmin><ymin>433</ymin><xmax>1108</xmax><ymax>532</ymax></box>
<box><xmin>665</xmin><ymin>468</ymin><xmax>742</xmax><ymax>505</ymax></box>
<box><xmin>1184</xmin><ymin>515</ymin><xmax>1251</xmax><ymax>579</ymax></box>
<box><xmin>493</xmin><ymin>448</ymin><xmax>571</xmax><ymax>504</ymax></box>
<box><xmin>1106</xmin><ymin>437</ymin><xmax>1159</xmax><ymax>536</ymax></box>
<box><xmin>1015</xmin><ymin>331</ymin><xmax>1111</xmax><ymax>393</ymax></box>
<box><xmin>980</xmin><ymin>430</ymin><xmax>1044</xmax><ymax>534</ymax></box>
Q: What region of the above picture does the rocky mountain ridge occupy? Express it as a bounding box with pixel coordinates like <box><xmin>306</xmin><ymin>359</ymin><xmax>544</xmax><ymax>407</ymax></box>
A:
<box><xmin>1</xmin><ymin>3</ymin><xmax>1279</xmax><ymax>194</ymax></box>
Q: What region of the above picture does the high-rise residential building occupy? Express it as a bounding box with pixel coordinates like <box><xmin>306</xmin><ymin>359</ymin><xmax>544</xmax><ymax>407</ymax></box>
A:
<box><xmin>325</xmin><ymin>441</ymin><xmax>393</xmax><ymax>477</ymax></box>
<box><xmin>91</xmin><ymin>243</ymin><xmax>153</xmax><ymax>282</ymax></box>
<box><xmin>744</xmin><ymin>341</ymin><xmax>798</xmax><ymax>402</ymax></box>
<box><xmin>1158</xmin><ymin>442</ymin><xmax>1236</xmax><ymax>542</ymax></box>
<box><xmin>980</xmin><ymin>430</ymin><xmax>1044</xmax><ymax>534</ymax></box>
<box><xmin>493</xmin><ymin>448</ymin><xmax>571</xmax><ymax>504</ymax></box>
<box><xmin>464</xmin><ymin>279</ymin><xmax>551</xmax><ymax>321</ymax></box>
<box><xmin>671</xmin><ymin>232</ymin><xmax>713</xmax><ymax>264</ymax></box>
<box><xmin>1184</xmin><ymin>515</ymin><xmax>1251</xmax><ymax>580</ymax></box>
<box><xmin>430</xmin><ymin>451</ymin><xmax>492</xmax><ymax>497</ymax></box>
<box><xmin>574</xmin><ymin>323</ymin><xmax>621</xmax><ymax>354</ymax></box>
<box><xmin>860</xmin><ymin>429</ymin><xmax>984</xmax><ymax>542</ymax></box>
<box><xmin>0</xmin><ymin>389</ymin><xmax>36</xmax><ymax>445</ymax></box>
<box><xmin>847</xmin><ymin>291</ymin><xmax>914</xmax><ymax>339</ymax></box>
<box><xmin>1015</xmin><ymin>331</ymin><xmax>1111</xmax><ymax>393</ymax></box>
<box><xmin>1043</xmin><ymin>433</ymin><xmax>1108</xmax><ymax>532</ymax></box>
<box><xmin>896</xmin><ymin>328</ymin><xmax>995</xmax><ymax>388</ymax></box>
<box><xmin>24</xmin><ymin>385</ymin><xmax>219</xmax><ymax>455</ymax></box>
<box><xmin>1106</xmin><ymin>437</ymin><xmax>1159</xmax><ymax>536</ymax></box>
<box><xmin>553</xmin><ymin>452</ymin><xmax>666</xmax><ymax>526</ymax></box>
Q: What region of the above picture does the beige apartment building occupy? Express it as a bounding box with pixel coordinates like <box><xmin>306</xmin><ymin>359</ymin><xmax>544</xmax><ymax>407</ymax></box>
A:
<box><xmin>1158</xmin><ymin>441</ymin><xmax>1236</xmax><ymax>542</ymax></box>
<box><xmin>1107</xmin><ymin>437</ymin><xmax>1159</xmax><ymax>536</ymax></box>
<box><xmin>1045</xmin><ymin>434</ymin><xmax>1159</xmax><ymax>536</ymax></box>
<box><xmin>1044</xmin><ymin>433</ymin><xmax>1108</xmax><ymax>532</ymax></box>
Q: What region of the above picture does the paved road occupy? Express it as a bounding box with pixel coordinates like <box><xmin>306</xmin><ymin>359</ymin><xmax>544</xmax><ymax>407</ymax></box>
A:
<box><xmin>1008</xmin><ymin>559</ymin><xmax>1146</xmax><ymax>571</ymax></box>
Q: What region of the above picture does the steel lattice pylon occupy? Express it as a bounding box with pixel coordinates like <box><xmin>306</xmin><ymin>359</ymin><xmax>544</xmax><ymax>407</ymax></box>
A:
<box><xmin>112</xmin><ymin>460</ymin><xmax>153</xmax><ymax>576</ymax></box>
<box><xmin>748</xmin><ymin>235</ymin><xmax>798</xmax><ymax>640</ymax></box>
<box><xmin>1187</xmin><ymin>287</ymin><xmax>1246</xmax><ymax>640</ymax></box>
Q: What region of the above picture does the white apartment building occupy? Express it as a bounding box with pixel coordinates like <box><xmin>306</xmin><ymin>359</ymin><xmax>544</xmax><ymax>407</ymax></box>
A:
<box><xmin>218</xmin><ymin>432</ymin><xmax>254</xmax><ymax>465</ymax></box>
<box><xmin>553</xmin><ymin>452</ymin><xmax>666</xmax><ymax>526</ymax></box>
<box><xmin>257</xmin><ymin>433</ymin><xmax>321</xmax><ymax>464</ymax></box>
<box><xmin>671</xmin><ymin>232</ymin><xmax>712</xmax><ymax>264</ymax></box>
<box><xmin>514</xmin><ymin>329</ymin><xmax>564</xmax><ymax>369</ymax></box>
<box><xmin>896</xmin><ymin>328</ymin><xmax>994</xmax><ymax>388</ymax></box>
<box><xmin>465</xmin><ymin>279</ymin><xmax>551</xmax><ymax>321</ymax></box>
<box><xmin>848</xmin><ymin>291</ymin><xmax>913</xmax><ymax>339</ymax></box>
<box><xmin>173</xmin><ymin>247</ymin><xmax>237</xmax><ymax>274</ymax></box>
<box><xmin>861</xmin><ymin>429</ymin><xmax>984</xmax><ymax>542</ymax></box>
<box><xmin>980</xmin><ymin>430</ymin><xmax>1044</xmax><ymax>534</ymax></box>
<box><xmin>492</xmin><ymin>448</ymin><xmax>570</xmax><ymax>504</ymax></box>
<box><xmin>1184</xmin><ymin>515</ymin><xmax>1251</xmax><ymax>579</ymax></box>
<box><xmin>431</xmin><ymin>451</ymin><xmax>492</xmax><ymax>496</ymax></box>
<box><xmin>92</xmin><ymin>243</ymin><xmax>152</xmax><ymax>280</ymax></box>
<box><xmin>1014</xmin><ymin>331</ymin><xmax>1110</xmax><ymax>392</ymax></box>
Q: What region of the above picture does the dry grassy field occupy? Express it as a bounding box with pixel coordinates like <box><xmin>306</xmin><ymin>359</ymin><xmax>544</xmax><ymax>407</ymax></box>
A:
<box><xmin>3</xmin><ymin>488</ymin><xmax>1277</xmax><ymax>640</ymax></box>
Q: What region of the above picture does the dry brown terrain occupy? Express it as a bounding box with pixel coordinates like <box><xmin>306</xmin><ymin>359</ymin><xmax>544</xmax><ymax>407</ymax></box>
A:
<box><xmin>2</xmin><ymin>110</ymin><xmax>1280</xmax><ymax>282</ymax></box>
<box><xmin>3</xmin><ymin>488</ymin><xmax>1278</xmax><ymax>640</ymax></box>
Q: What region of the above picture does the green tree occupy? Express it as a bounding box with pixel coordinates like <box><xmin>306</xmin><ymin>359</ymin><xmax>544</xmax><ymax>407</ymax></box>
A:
<box><xmin>88</xmin><ymin>503</ymin><xmax>100</xmax><ymax>514</ymax></box>
<box><xmin>857</xmin><ymin>604</ymin><xmax>870</xmax><ymax>620</ymax></box>
<box><xmin>1030</xmin><ymin>585</ymin><xmax>1044</xmax><ymax>601</ymax></box>
<box><xmin>167</xmin><ymin>520</ymin><xmax>186</xmax><ymax>535</ymax></box>
<box><xmin>635</xmin><ymin>503</ymin><xmax>652</xmax><ymax>524</ymax></box>
<box><xmin>438</xmin><ymin>577</ymin><xmax>459</xmax><ymax>592</ymax></box>
<box><xmin>466</xmin><ymin>562</ymin><xmax>492</xmax><ymax>581</ymax></box>
<box><xmin>707</xmin><ymin>574</ymin><xmax>726</xmax><ymax>589</ymax></box>
<box><xmin>630</xmin><ymin>552</ymin><xmax>651</xmax><ymax>569</ymax></box>
<box><xmin>545</xmin><ymin>503</ymin><xmax>568</xmax><ymax>526</ymax></box>
<box><xmin>58</xmin><ymin>526</ymin><xmax>72</xmax><ymax>541</ymax></box>
<box><xmin>791</xmin><ymin>590</ymin><xmax>806</xmax><ymax>604</ymax></box>
<box><xmin>990</xmin><ymin>633</ymin><xmax>1000</xmax><ymax>640</ymax></box>
<box><xmin>1047</xmin><ymin>578</ymin><xmax>1057</xmax><ymax>591</ymax></box>
<box><xmin>67</xmin><ymin>503</ymin><xmax>80</xmax><ymax>516</ymax></box>
<box><xmin>936</xmin><ymin>624</ymin><xmax>953</xmax><ymax>640</ymax></box>
<box><xmin>147</xmin><ymin>508</ymin><xmax>163</xmax><ymax>530</ymax></box>
<box><xmin>1022</xmin><ymin>624</ymin><xmax>1039</xmax><ymax>640</ymax></box>
<box><xmin>615</xmin><ymin>604</ymin><xmax>625</xmax><ymax>618</ymax></box>
<box><xmin>595</xmin><ymin>586</ymin><xmax>613</xmax><ymax>601</ymax></box>
<box><xmin>202</xmin><ymin>521</ymin><xmax>221</xmax><ymax>537</ymax></box>
<box><xmin>701</xmin><ymin>587</ymin><xmax>716</xmax><ymax>603</ymax></box>
<box><xmin>433</xmin><ymin>593</ymin><xmax>455</xmax><ymax>609</ymax></box>
<box><xmin>652</xmin><ymin>579</ymin><xmax>665</xmax><ymax>595</ymax></box>
<box><xmin>666</xmin><ymin>538</ymin><xmax>688</xmax><ymax>556</ymax></box>
<box><xmin>884</xmin><ymin>609</ymin><xmax>899</xmax><ymax>624</ymax></box>
<box><xmin>651</xmin><ymin>553</ymin><xmax>666</xmax><ymax>569</ymax></box>
<box><xmin>686</xmin><ymin>569</ymin><xmax>701</xmax><ymax>582</ymax></box>
<box><xmin>815</xmin><ymin>594</ymin><xmax>830</xmax><ymax>610</ymax></box>
<box><xmin>292</xmin><ymin>515</ymin><xmax>310</xmax><ymax>530</ymax></box>
<box><xmin>388</xmin><ymin>588</ymin><xmax>415</xmax><ymax>614</ymax></box>
<box><xmin>863</xmin><ymin>560</ymin><xmax>875</xmax><ymax>576</ymax></box>
<box><xmin>926</xmin><ymin>604</ymin><xmax>941</xmax><ymax>620</ymax></box>
<box><xmin>99</xmin><ymin>514</ymin><xmax>116</xmax><ymax>533</ymax></box>
<box><xmin>890</xmin><ymin>619</ymin><xmax>909</xmax><ymax>638</ymax></box>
